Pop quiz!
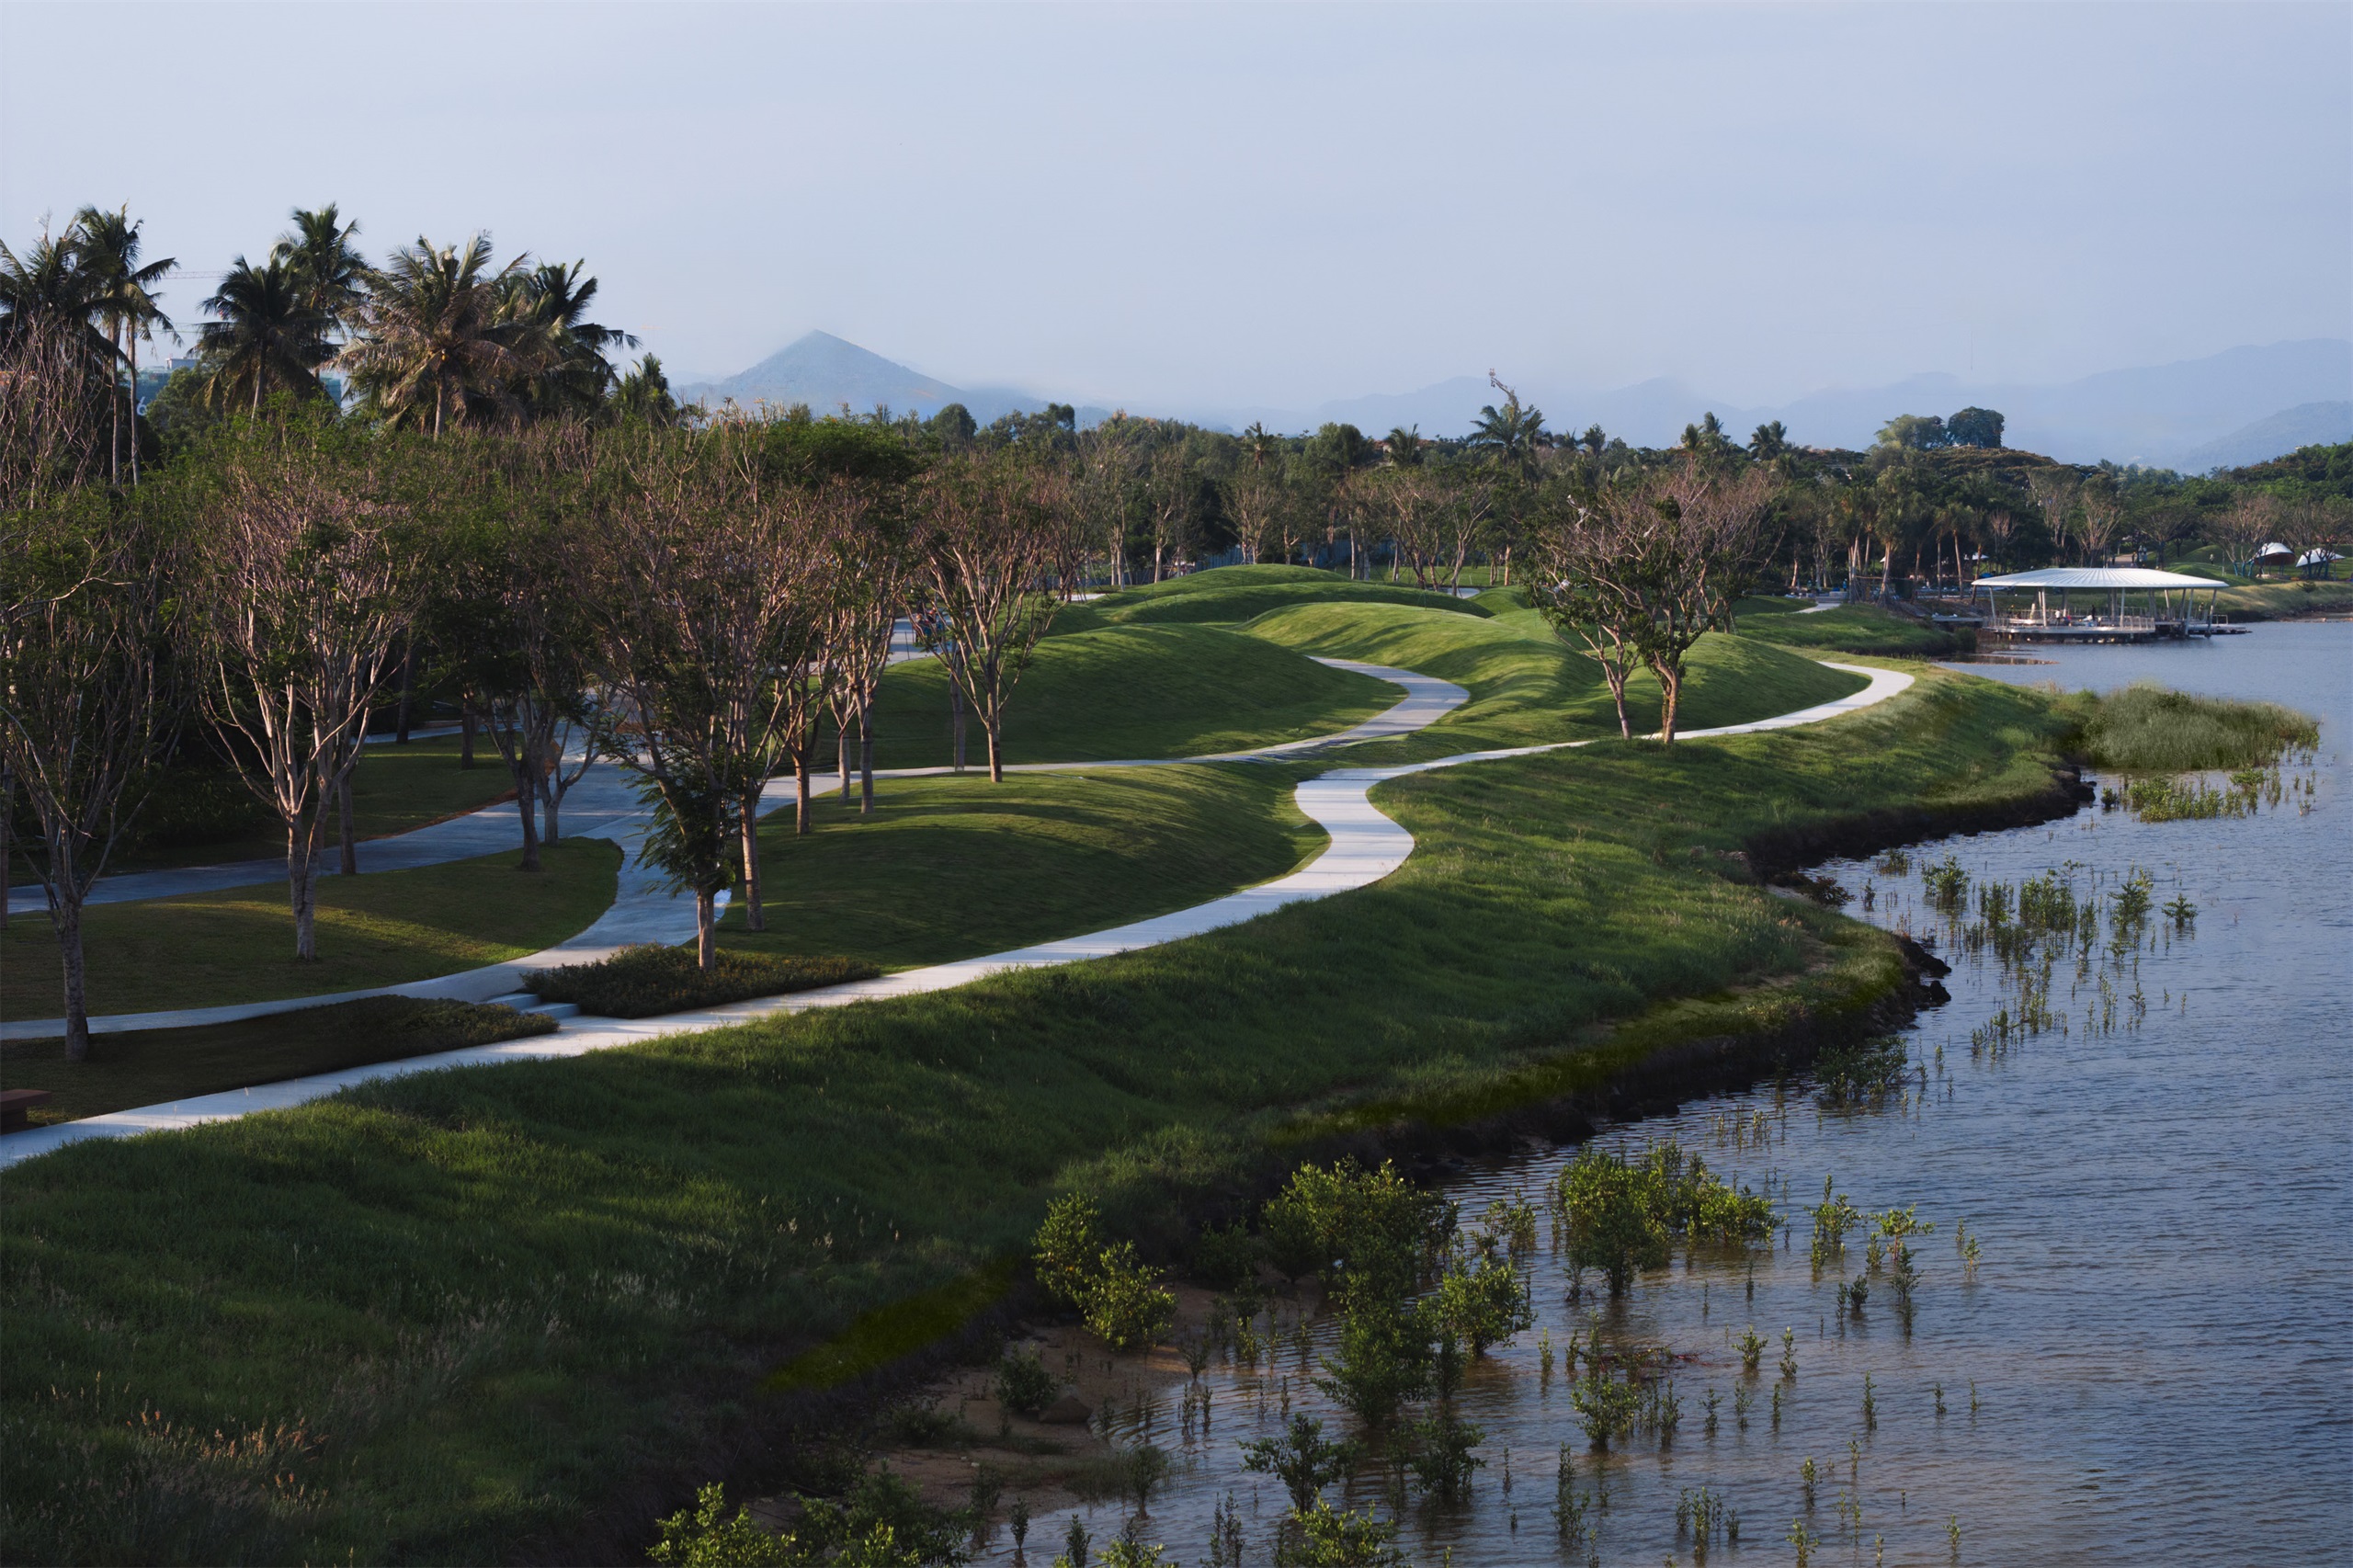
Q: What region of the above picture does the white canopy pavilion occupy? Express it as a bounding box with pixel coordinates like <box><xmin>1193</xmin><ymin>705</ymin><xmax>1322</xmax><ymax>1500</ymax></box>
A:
<box><xmin>1968</xmin><ymin>566</ymin><xmax>2230</xmax><ymax>642</ymax></box>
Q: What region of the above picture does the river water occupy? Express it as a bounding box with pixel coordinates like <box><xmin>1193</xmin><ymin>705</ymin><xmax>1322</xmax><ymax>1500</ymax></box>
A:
<box><xmin>1001</xmin><ymin>620</ymin><xmax>2351</xmax><ymax>1567</ymax></box>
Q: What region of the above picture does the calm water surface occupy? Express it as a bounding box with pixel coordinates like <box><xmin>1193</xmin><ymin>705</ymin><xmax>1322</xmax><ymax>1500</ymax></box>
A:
<box><xmin>1005</xmin><ymin>622</ymin><xmax>2351</xmax><ymax>1566</ymax></box>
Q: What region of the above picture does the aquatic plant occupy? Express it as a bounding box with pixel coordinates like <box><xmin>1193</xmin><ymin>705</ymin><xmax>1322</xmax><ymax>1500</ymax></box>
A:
<box><xmin>1814</xmin><ymin>1040</ymin><xmax>1908</xmax><ymax>1109</ymax></box>
<box><xmin>1426</xmin><ymin>1249</ymin><xmax>1534</xmax><ymax>1357</ymax></box>
<box><xmin>1789</xmin><ymin>1517</ymin><xmax>1821</xmax><ymax>1566</ymax></box>
<box><xmin>1265</xmin><ymin>1159</ymin><xmax>1453</xmax><ymax>1307</ymax></box>
<box><xmin>1779</xmin><ymin>1327</ymin><xmax>1799</xmax><ymax>1380</ymax></box>
<box><xmin>1402</xmin><ymin>1409</ymin><xmax>1485</xmax><ymax>1502</ymax></box>
<box><xmin>1809</xmin><ymin>1185</ymin><xmax>1865</xmax><ymax>1267</ymax></box>
<box><xmin>1861</xmin><ymin>1373</ymin><xmax>1877</xmax><ymax>1430</ymax></box>
<box><xmin>1800</xmin><ymin>1457</ymin><xmax>1818</xmax><ymax>1510</ymax></box>
<box><xmin>1921</xmin><ymin>856</ymin><xmax>1969</xmax><ymax>914</ymax></box>
<box><xmin>1242</xmin><ymin>1415</ymin><xmax>1358</xmax><ymax>1512</ymax></box>
<box><xmin>1738</xmin><ymin>1325</ymin><xmax>1766</xmax><ymax>1375</ymax></box>
<box><xmin>1313</xmin><ymin>1302</ymin><xmax>1427</xmax><ymax>1429</ymax></box>
<box><xmin>1552</xmin><ymin>1445</ymin><xmax>1589</xmax><ymax>1547</ymax></box>
<box><xmin>1206</xmin><ymin>1494</ymin><xmax>1243</xmax><ymax>1568</ymax></box>
<box><xmin>1481</xmin><ymin>1193</ymin><xmax>1540</xmax><ymax>1256</ymax></box>
<box><xmin>1569</xmin><ymin>1364</ymin><xmax>1643</xmax><ymax>1452</ymax></box>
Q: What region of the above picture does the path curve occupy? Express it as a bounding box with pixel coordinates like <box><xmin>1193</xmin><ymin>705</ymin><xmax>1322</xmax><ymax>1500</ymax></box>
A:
<box><xmin>3</xmin><ymin>660</ymin><xmax>1463</xmax><ymax>1042</ymax></box>
<box><xmin>1</xmin><ymin>663</ymin><xmax>1910</xmax><ymax>1167</ymax></box>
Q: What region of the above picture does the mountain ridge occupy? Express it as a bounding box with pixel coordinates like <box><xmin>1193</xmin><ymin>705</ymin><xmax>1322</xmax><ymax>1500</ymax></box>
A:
<box><xmin>682</xmin><ymin>333</ymin><xmax>2351</xmax><ymax>471</ymax></box>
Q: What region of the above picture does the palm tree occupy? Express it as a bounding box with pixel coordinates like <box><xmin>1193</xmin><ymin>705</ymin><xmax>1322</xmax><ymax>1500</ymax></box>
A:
<box><xmin>275</xmin><ymin>204</ymin><xmax>369</xmax><ymax>348</ymax></box>
<box><xmin>342</xmin><ymin>234</ymin><xmax>527</xmax><ymax>435</ymax></box>
<box><xmin>501</xmin><ymin>259</ymin><xmax>635</xmax><ymax>417</ymax></box>
<box><xmin>1385</xmin><ymin>425</ymin><xmax>1425</xmax><ymax>466</ymax></box>
<box><xmin>611</xmin><ymin>353</ymin><xmax>680</xmax><ymax>426</ymax></box>
<box><xmin>1470</xmin><ymin>372</ymin><xmax>1545</xmax><ymax>479</ymax></box>
<box><xmin>196</xmin><ymin>255</ymin><xmax>334</xmax><ymax>415</ymax></box>
<box><xmin>0</xmin><ymin>219</ymin><xmax>110</xmax><ymax>361</ymax></box>
<box><xmin>74</xmin><ymin>206</ymin><xmax>176</xmax><ymax>484</ymax></box>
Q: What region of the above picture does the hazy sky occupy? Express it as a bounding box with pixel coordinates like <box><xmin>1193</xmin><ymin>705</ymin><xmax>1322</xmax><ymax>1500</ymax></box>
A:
<box><xmin>5</xmin><ymin>2</ymin><xmax>2347</xmax><ymax>411</ymax></box>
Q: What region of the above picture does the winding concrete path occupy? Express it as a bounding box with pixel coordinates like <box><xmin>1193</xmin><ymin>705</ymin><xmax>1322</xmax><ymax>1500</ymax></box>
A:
<box><xmin>0</xmin><ymin>662</ymin><xmax>1910</xmax><ymax>1168</ymax></box>
<box><xmin>3</xmin><ymin>660</ymin><xmax>1460</xmax><ymax>1042</ymax></box>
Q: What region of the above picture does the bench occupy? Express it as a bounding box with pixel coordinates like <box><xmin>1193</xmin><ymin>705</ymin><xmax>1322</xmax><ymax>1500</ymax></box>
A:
<box><xmin>1</xmin><ymin>1088</ymin><xmax>54</xmax><ymax>1132</ymax></box>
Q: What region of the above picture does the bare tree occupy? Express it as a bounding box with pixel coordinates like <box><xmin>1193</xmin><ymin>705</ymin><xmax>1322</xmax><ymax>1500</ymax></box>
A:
<box><xmin>190</xmin><ymin>424</ymin><xmax>419</xmax><ymax>960</ymax></box>
<box><xmin>824</xmin><ymin>516</ymin><xmax>909</xmax><ymax>816</ymax></box>
<box><xmin>1363</xmin><ymin>466</ymin><xmax>1451</xmax><ymax>590</ymax></box>
<box><xmin>581</xmin><ymin>426</ymin><xmax>832</xmax><ymax>961</ymax></box>
<box><xmin>0</xmin><ymin>490</ymin><xmax>182</xmax><ymax>1058</ymax></box>
<box><xmin>910</xmin><ymin>455</ymin><xmax>1063</xmax><ymax>783</ymax></box>
<box><xmin>1530</xmin><ymin>460</ymin><xmax>1772</xmax><ymax>744</ymax></box>
<box><xmin>2024</xmin><ymin>468</ymin><xmax>2079</xmax><ymax>564</ymax></box>
<box><xmin>1143</xmin><ymin>443</ymin><xmax>1193</xmax><ymax>582</ymax></box>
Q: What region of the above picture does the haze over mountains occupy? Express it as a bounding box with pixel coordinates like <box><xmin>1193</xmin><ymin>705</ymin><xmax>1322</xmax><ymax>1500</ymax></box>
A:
<box><xmin>685</xmin><ymin>334</ymin><xmax>2352</xmax><ymax>473</ymax></box>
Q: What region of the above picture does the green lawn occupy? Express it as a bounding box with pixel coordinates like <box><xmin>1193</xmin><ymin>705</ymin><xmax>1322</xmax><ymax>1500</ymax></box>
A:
<box><xmin>722</xmin><ymin>765</ymin><xmax>1323</xmax><ymax>971</ymax></box>
<box><xmin>1735</xmin><ymin>603</ymin><xmax>1967</xmax><ymax>657</ymax></box>
<box><xmin>98</xmin><ymin>733</ymin><xmax>522</xmax><ymax>874</ymax></box>
<box><xmin>0</xmin><ymin>998</ymin><xmax>556</xmax><ymax>1123</ymax></box>
<box><xmin>859</xmin><ymin>621</ymin><xmax>1393</xmax><ymax>768</ymax></box>
<box><xmin>1241</xmin><ymin>600</ymin><xmax>1869</xmax><ymax>759</ymax></box>
<box><xmin>1</xmin><ymin>837</ymin><xmax>620</xmax><ymax>1020</ymax></box>
<box><xmin>2211</xmin><ymin>580</ymin><xmax>2353</xmax><ymax>619</ymax></box>
<box><xmin>0</xmin><ymin>653</ymin><xmax>2078</xmax><ymax>1564</ymax></box>
<box><xmin>1051</xmin><ymin>564</ymin><xmax>1487</xmax><ymax>632</ymax></box>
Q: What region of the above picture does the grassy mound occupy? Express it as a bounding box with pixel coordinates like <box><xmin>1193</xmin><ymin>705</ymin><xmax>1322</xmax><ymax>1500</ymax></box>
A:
<box><xmin>860</xmin><ymin>622</ymin><xmax>1393</xmax><ymax>767</ymax></box>
<box><xmin>1244</xmin><ymin>600</ymin><xmax>1868</xmax><ymax>757</ymax></box>
<box><xmin>2073</xmin><ymin>683</ymin><xmax>2320</xmax><ymax>772</ymax></box>
<box><xmin>1738</xmin><ymin>604</ymin><xmax>1966</xmax><ymax>657</ymax></box>
<box><xmin>0</xmin><ymin>837</ymin><xmax>622</xmax><ymax>1022</ymax></box>
<box><xmin>525</xmin><ymin>945</ymin><xmax>880</xmax><ymax>1017</ymax></box>
<box><xmin>1051</xmin><ymin>564</ymin><xmax>1489</xmax><ymax>633</ymax></box>
<box><xmin>2211</xmin><ymin>580</ymin><xmax>2353</xmax><ymax>621</ymax></box>
<box><xmin>0</xmin><ymin>667</ymin><xmax>2076</xmax><ymax>1563</ymax></box>
<box><xmin>724</xmin><ymin>765</ymin><xmax>1323</xmax><ymax>971</ymax></box>
<box><xmin>0</xmin><ymin>996</ymin><xmax>556</xmax><ymax>1124</ymax></box>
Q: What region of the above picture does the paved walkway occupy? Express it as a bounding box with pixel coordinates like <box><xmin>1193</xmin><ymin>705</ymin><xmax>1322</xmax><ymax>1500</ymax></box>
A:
<box><xmin>3</xmin><ymin>661</ymin><xmax>1463</xmax><ymax>1042</ymax></box>
<box><xmin>0</xmin><ymin>663</ymin><xmax>1909</xmax><ymax>1167</ymax></box>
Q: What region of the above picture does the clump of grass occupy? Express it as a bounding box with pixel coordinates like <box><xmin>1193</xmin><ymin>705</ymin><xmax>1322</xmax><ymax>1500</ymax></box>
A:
<box><xmin>524</xmin><ymin>945</ymin><xmax>878</xmax><ymax>1017</ymax></box>
<box><xmin>2075</xmin><ymin>683</ymin><xmax>2317</xmax><ymax>772</ymax></box>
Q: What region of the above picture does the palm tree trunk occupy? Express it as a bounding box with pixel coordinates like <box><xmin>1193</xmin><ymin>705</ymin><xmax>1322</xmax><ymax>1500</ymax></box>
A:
<box><xmin>127</xmin><ymin>336</ymin><xmax>142</xmax><ymax>486</ymax></box>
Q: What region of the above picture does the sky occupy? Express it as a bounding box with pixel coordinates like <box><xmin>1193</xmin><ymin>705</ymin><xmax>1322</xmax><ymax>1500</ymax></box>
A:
<box><xmin>4</xmin><ymin>1</ymin><xmax>2347</xmax><ymax>413</ymax></box>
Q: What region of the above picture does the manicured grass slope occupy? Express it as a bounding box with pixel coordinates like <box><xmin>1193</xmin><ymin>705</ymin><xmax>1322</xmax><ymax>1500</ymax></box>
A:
<box><xmin>723</xmin><ymin>766</ymin><xmax>1323</xmax><ymax>971</ymax></box>
<box><xmin>0</xmin><ymin>664</ymin><xmax>2074</xmax><ymax>1564</ymax></box>
<box><xmin>1049</xmin><ymin>564</ymin><xmax>1490</xmax><ymax>634</ymax></box>
<box><xmin>0</xmin><ymin>997</ymin><xmax>557</xmax><ymax>1122</ymax></box>
<box><xmin>1244</xmin><ymin>601</ymin><xmax>1868</xmax><ymax>759</ymax></box>
<box><xmin>0</xmin><ymin>837</ymin><xmax>620</xmax><ymax>1019</ymax></box>
<box><xmin>2211</xmin><ymin>580</ymin><xmax>2353</xmax><ymax>620</ymax></box>
<box><xmin>1736</xmin><ymin>603</ymin><xmax>1965</xmax><ymax>657</ymax></box>
<box><xmin>859</xmin><ymin>622</ymin><xmax>1392</xmax><ymax>768</ymax></box>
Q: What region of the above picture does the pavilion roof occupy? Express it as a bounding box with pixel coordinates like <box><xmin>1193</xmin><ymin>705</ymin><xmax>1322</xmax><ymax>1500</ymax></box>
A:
<box><xmin>1970</xmin><ymin>567</ymin><xmax>2227</xmax><ymax>590</ymax></box>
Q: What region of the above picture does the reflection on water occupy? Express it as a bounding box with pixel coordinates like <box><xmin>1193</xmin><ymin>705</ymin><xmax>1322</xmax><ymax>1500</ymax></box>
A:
<box><xmin>991</xmin><ymin>624</ymin><xmax>2349</xmax><ymax>1566</ymax></box>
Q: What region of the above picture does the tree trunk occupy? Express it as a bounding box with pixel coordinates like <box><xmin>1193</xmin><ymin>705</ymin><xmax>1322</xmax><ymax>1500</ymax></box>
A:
<box><xmin>539</xmin><ymin>776</ymin><xmax>563</xmax><ymax>844</ymax></box>
<box><xmin>512</xmin><ymin>755</ymin><xmax>541</xmax><ymax>872</ymax></box>
<box><xmin>738</xmin><ymin>788</ymin><xmax>765</xmax><ymax>930</ymax></box>
<box><xmin>337</xmin><ymin>775</ymin><xmax>358</xmax><ymax>876</ymax></box>
<box><xmin>56</xmin><ymin>895</ymin><xmax>91</xmax><ymax>1062</ymax></box>
<box><xmin>987</xmin><ymin>715</ymin><xmax>1005</xmax><ymax>783</ymax></box>
<box><xmin>1605</xmin><ymin>665</ymin><xmax>1632</xmax><ymax>739</ymax></box>
<box><xmin>128</xmin><ymin>336</ymin><xmax>142</xmax><ymax>486</ymax></box>
<box><xmin>858</xmin><ymin>690</ymin><xmax>876</xmax><ymax>816</ymax></box>
<box><xmin>394</xmin><ymin>637</ymin><xmax>415</xmax><ymax>743</ymax></box>
<box><xmin>1</xmin><ymin>772</ymin><xmax>12</xmax><ymax>932</ymax></box>
<box><xmin>794</xmin><ymin>754</ymin><xmax>813</xmax><ymax>836</ymax></box>
<box><xmin>838</xmin><ymin>725</ymin><xmax>853</xmax><ymax>801</ymax></box>
<box><xmin>460</xmin><ymin>709</ymin><xmax>477</xmax><ymax>768</ymax></box>
<box><xmin>950</xmin><ymin>682</ymin><xmax>967</xmax><ymax>773</ymax></box>
<box><xmin>695</xmin><ymin>885</ymin><xmax>717</xmax><ymax>971</ymax></box>
<box><xmin>288</xmin><ymin>820</ymin><xmax>322</xmax><ymax>961</ymax></box>
<box><xmin>1655</xmin><ymin>659</ymin><xmax>1684</xmax><ymax>744</ymax></box>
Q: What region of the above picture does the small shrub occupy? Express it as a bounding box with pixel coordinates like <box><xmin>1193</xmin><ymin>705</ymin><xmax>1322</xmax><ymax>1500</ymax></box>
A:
<box><xmin>878</xmin><ymin>1403</ymin><xmax>972</xmax><ymax>1449</ymax></box>
<box><xmin>1084</xmin><ymin>1244</ymin><xmax>1175</xmax><ymax>1352</ymax></box>
<box><xmin>1424</xmin><ymin>1252</ymin><xmax>1533</xmax><ymax>1357</ymax></box>
<box><xmin>1033</xmin><ymin>1194</ymin><xmax>1105</xmax><ymax>1309</ymax></box>
<box><xmin>994</xmin><ymin>1346</ymin><xmax>1058</xmax><ymax>1420</ymax></box>
<box><xmin>523</xmin><ymin>944</ymin><xmax>878</xmax><ymax>1017</ymax></box>
<box><xmin>1188</xmin><ymin>1220</ymin><xmax>1262</xmax><ymax>1290</ymax></box>
<box><xmin>648</xmin><ymin>1483</ymin><xmax>796</xmax><ymax>1567</ymax></box>
<box><xmin>1272</xmin><ymin>1500</ymin><xmax>1407</xmax><ymax>1567</ymax></box>
<box><xmin>1402</xmin><ymin>1408</ymin><xmax>1486</xmax><ymax>1502</ymax></box>
<box><xmin>1263</xmin><ymin>1159</ymin><xmax>1453</xmax><ymax>1307</ymax></box>
<box><xmin>1312</xmin><ymin>1301</ymin><xmax>1429</xmax><ymax>1429</ymax></box>
<box><xmin>1241</xmin><ymin>1415</ymin><xmax>1358</xmax><ymax>1510</ymax></box>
